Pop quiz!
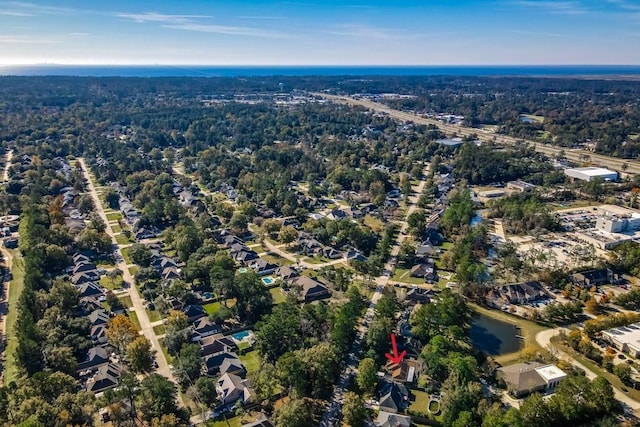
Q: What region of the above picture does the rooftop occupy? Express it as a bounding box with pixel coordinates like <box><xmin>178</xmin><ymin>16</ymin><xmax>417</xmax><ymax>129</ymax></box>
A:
<box><xmin>566</xmin><ymin>167</ymin><xmax>617</xmax><ymax>177</ymax></box>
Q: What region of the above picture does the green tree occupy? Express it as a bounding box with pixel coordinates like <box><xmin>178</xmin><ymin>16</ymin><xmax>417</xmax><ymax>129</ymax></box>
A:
<box><xmin>356</xmin><ymin>358</ymin><xmax>378</xmax><ymax>394</ymax></box>
<box><xmin>138</xmin><ymin>374</ymin><xmax>179</xmax><ymax>422</ymax></box>
<box><xmin>106</xmin><ymin>314</ymin><xmax>138</xmax><ymax>353</ymax></box>
<box><xmin>274</xmin><ymin>398</ymin><xmax>315</xmax><ymax>427</ymax></box>
<box><xmin>126</xmin><ymin>336</ymin><xmax>155</xmax><ymax>373</ymax></box>
<box><xmin>342</xmin><ymin>392</ymin><xmax>367</xmax><ymax>427</ymax></box>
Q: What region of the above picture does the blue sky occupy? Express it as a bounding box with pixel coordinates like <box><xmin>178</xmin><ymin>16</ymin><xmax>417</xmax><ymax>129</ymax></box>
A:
<box><xmin>0</xmin><ymin>0</ymin><xmax>639</xmax><ymax>65</ymax></box>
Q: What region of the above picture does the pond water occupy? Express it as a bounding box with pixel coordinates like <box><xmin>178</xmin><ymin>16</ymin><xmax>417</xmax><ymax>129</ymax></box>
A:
<box><xmin>470</xmin><ymin>312</ymin><xmax>522</xmax><ymax>356</ymax></box>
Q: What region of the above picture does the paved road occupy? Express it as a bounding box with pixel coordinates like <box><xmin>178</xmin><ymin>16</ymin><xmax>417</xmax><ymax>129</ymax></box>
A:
<box><xmin>535</xmin><ymin>328</ymin><xmax>640</xmax><ymax>413</ymax></box>
<box><xmin>315</xmin><ymin>93</ymin><xmax>640</xmax><ymax>176</ymax></box>
<box><xmin>77</xmin><ymin>159</ymin><xmax>182</xmax><ymax>398</ymax></box>
<box><xmin>320</xmin><ymin>166</ymin><xmax>429</xmax><ymax>426</ymax></box>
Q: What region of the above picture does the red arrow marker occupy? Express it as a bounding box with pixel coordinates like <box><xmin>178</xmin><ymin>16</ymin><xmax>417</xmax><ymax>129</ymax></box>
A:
<box><xmin>385</xmin><ymin>333</ymin><xmax>406</xmax><ymax>364</ymax></box>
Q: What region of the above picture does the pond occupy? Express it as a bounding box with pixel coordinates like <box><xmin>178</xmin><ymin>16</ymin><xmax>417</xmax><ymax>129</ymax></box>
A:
<box><xmin>470</xmin><ymin>312</ymin><xmax>522</xmax><ymax>356</ymax></box>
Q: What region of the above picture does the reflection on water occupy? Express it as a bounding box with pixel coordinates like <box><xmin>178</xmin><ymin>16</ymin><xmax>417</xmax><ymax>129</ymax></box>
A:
<box><xmin>470</xmin><ymin>312</ymin><xmax>522</xmax><ymax>355</ymax></box>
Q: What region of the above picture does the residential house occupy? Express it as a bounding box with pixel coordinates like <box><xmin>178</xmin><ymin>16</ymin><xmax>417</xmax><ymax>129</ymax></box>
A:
<box><xmin>376</xmin><ymin>411</ymin><xmax>411</xmax><ymax>427</ymax></box>
<box><xmin>498</xmin><ymin>362</ymin><xmax>567</xmax><ymax>398</ymax></box>
<box><xmin>492</xmin><ymin>281</ymin><xmax>546</xmax><ymax>305</ymax></box>
<box><xmin>405</xmin><ymin>287</ymin><xmax>432</xmax><ymax>305</ymax></box>
<box><xmin>233</xmin><ymin>249</ymin><xmax>259</xmax><ymax>264</ymax></box>
<box><xmin>378</xmin><ymin>381</ymin><xmax>409</xmax><ymax>414</ymax></box>
<box><xmin>71</xmin><ymin>271</ymin><xmax>100</xmax><ymax>286</ymax></box>
<box><xmin>385</xmin><ymin>358</ymin><xmax>419</xmax><ymax>383</ymax></box>
<box><xmin>72</xmin><ymin>262</ymin><xmax>98</xmax><ymax>275</ymax></box>
<box><xmin>244</xmin><ymin>414</ymin><xmax>274</xmax><ymax>427</ymax></box>
<box><xmin>276</xmin><ymin>266</ymin><xmax>299</xmax><ymax>282</ymax></box>
<box><xmin>327</xmin><ymin>209</ymin><xmax>347</xmax><ymax>221</ymax></box>
<box><xmin>204</xmin><ymin>352</ymin><xmax>245</xmax><ymax>377</ymax></box>
<box><xmin>192</xmin><ymin>317</ymin><xmax>224</xmax><ymax>341</ymax></box>
<box><xmin>182</xmin><ymin>304</ymin><xmax>206</xmax><ymax>323</ymax></box>
<box><xmin>135</xmin><ymin>227</ymin><xmax>157</xmax><ymax>240</ymax></box>
<box><xmin>162</xmin><ymin>267</ymin><xmax>181</xmax><ymax>281</ymax></box>
<box><xmin>85</xmin><ymin>363</ymin><xmax>121</xmax><ymax>394</ymax></box>
<box><xmin>345</xmin><ymin>248</ymin><xmax>367</xmax><ymax>263</ymax></box>
<box><xmin>297</xmin><ymin>238</ymin><xmax>323</xmax><ymax>257</ymax></box>
<box><xmin>292</xmin><ymin>276</ymin><xmax>330</xmax><ymax>302</ymax></box>
<box><xmin>248</xmin><ymin>258</ymin><xmax>278</xmax><ymax>276</ymax></box>
<box><xmin>216</xmin><ymin>373</ymin><xmax>254</xmax><ymax>406</ymax></box>
<box><xmin>409</xmin><ymin>262</ymin><xmax>437</xmax><ymax>283</ymax></box>
<box><xmin>77</xmin><ymin>346</ymin><xmax>110</xmax><ymax>372</ymax></box>
<box><xmin>77</xmin><ymin>282</ymin><xmax>104</xmax><ymax>299</ymax></box>
<box><xmin>88</xmin><ymin>309</ymin><xmax>110</xmax><ymax>327</ymax></box>
<box><xmin>416</xmin><ymin>241</ymin><xmax>439</xmax><ymax>258</ymax></box>
<box><xmin>90</xmin><ymin>324</ymin><xmax>108</xmax><ymax>345</ymax></box>
<box><xmin>201</xmin><ymin>334</ymin><xmax>238</xmax><ymax>357</ymax></box>
<box><xmin>322</xmin><ymin>247</ymin><xmax>342</xmax><ymax>260</ymax></box>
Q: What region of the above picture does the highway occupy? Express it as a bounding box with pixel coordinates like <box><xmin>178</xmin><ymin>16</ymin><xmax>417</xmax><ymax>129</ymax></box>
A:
<box><xmin>314</xmin><ymin>93</ymin><xmax>640</xmax><ymax>176</ymax></box>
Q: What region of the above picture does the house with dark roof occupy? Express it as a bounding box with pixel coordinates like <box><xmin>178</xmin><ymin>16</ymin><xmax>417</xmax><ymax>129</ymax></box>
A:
<box><xmin>345</xmin><ymin>248</ymin><xmax>367</xmax><ymax>263</ymax></box>
<box><xmin>201</xmin><ymin>334</ymin><xmax>238</xmax><ymax>357</ymax></box>
<box><xmin>410</xmin><ymin>262</ymin><xmax>437</xmax><ymax>283</ymax></box>
<box><xmin>88</xmin><ymin>309</ymin><xmax>110</xmax><ymax>327</ymax></box>
<box><xmin>292</xmin><ymin>276</ymin><xmax>330</xmax><ymax>302</ymax></box>
<box><xmin>376</xmin><ymin>411</ymin><xmax>411</xmax><ymax>427</ymax></box>
<box><xmin>276</xmin><ymin>266</ymin><xmax>298</xmax><ymax>282</ymax></box>
<box><xmin>248</xmin><ymin>258</ymin><xmax>278</xmax><ymax>276</ymax></box>
<box><xmin>73</xmin><ymin>253</ymin><xmax>91</xmax><ymax>264</ymax></box>
<box><xmin>233</xmin><ymin>249</ymin><xmax>259</xmax><ymax>264</ymax></box>
<box><xmin>572</xmin><ymin>268</ymin><xmax>620</xmax><ymax>288</ymax></box>
<box><xmin>77</xmin><ymin>346</ymin><xmax>110</xmax><ymax>372</ymax></box>
<box><xmin>162</xmin><ymin>267</ymin><xmax>181</xmax><ymax>281</ymax></box>
<box><xmin>405</xmin><ymin>287</ymin><xmax>432</xmax><ymax>305</ymax></box>
<box><xmin>77</xmin><ymin>282</ymin><xmax>104</xmax><ymax>299</ymax></box>
<box><xmin>216</xmin><ymin>373</ymin><xmax>255</xmax><ymax>406</ymax></box>
<box><xmin>378</xmin><ymin>381</ymin><xmax>409</xmax><ymax>414</ymax></box>
<box><xmin>297</xmin><ymin>238</ymin><xmax>323</xmax><ymax>257</ymax></box>
<box><xmin>71</xmin><ymin>271</ymin><xmax>100</xmax><ymax>286</ymax></box>
<box><xmin>322</xmin><ymin>247</ymin><xmax>342</xmax><ymax>260</ymax></box>
<box><xmin>85</xmin><ymin>363</ymin><xmax>121</xmax><ymax>394</ymax></box>
<box><xmin>192</xmin><ymin>317</ymin><xmax>223</xmax><ymax>341</ymax></box>
<box><xmin>204</xmin><ymin>351</ymin><xmax>245</xmax><ymax>376</ymax></box>
<box><xmin>416</xmin><ymin>242</ymin><xmax>439</xmax><ymax>258</ymax></box>
<box><xmin>491</xmin><ymin>281</ymin><xmax>546</xmax><ymax>305</ymax></box>
<box><xmin>72</xmin><ymin>262</ymin><xmax>98</xmax><ymax>275</ymax></box>
<box><xmin>182</xmin><ymin>304</ymin><xmax>206</xmax><ymax>323</ymax></box>
<box><xmin>90</xmin><ymin>324</ymin><xmax>108</xmax><ymax>344</ymax></box>
<box><xmin>327</xmin><ymin>209</ymin><xmax>348</xmax><ymax>221</ymax></box>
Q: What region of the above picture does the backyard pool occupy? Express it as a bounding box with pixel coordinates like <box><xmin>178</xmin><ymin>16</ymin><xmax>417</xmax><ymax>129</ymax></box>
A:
<box><xmin>261</xmin><ymin>276</ymin><xmax>275</xmax><ymax>286</ymax></box>
<box><xmin>232</xmin><ymin>330</ymin><xmax>251</xmax><ymax>341</ymax></box>
<box><xmin>203</xmin><ymin>292</ymin><xmax>213</xmax><ymax>300</ymax></box>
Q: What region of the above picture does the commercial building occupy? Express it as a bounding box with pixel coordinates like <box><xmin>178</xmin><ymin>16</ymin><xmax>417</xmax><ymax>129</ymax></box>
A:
<box><xmin>564</xmin><ymin>167</ymin><xmax>618</xmax><ymax>182</ymax></box>
<box><xmin>603</xmin><ymin>322</ymin><xmax>640</xmax><ymax>357</ymax></box>
<box><xmin>507</xmin><ymin>180</ymin><xmax>536</xmax><ymax>192</ymax></box>
<box><xmin>498</xmin><ymin>362</ymin><xmax>567</xmax><ymax>398</ymax></box>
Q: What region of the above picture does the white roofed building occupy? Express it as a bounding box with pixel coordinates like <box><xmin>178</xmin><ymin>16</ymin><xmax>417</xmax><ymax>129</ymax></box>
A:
<box><xmin>603</xmin><ymin>322</ymin><xmax>640</xmax><ymax>357</ymax></box>
<box><xmin>564</xmin><ymin>167</ymin><xmax>618</xmax><ymax>182</ymax></box>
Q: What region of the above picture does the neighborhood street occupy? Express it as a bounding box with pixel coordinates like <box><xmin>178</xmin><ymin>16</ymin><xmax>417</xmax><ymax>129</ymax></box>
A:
<box><xmin>320</xmin><ymin>165</ymin><xmax>430</xmax><ymax>426</ymax></box>
<box><xmin>77</xmin><ymin>159</ymin><xmax>181</xmax><ymax>394</ymax></box>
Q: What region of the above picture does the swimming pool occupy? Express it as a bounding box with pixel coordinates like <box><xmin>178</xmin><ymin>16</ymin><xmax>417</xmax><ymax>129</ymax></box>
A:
<box><xmin>232</xmin><ymin>330</ymin><xmax>251</xmax><ymax>341</ymax></box>
<box><xmin>261</xmin><ymin>276</ymin><xmax>274</xmax><ymax>285</ymax></box>
<box><xmin>203</xmin><ymin>292</ymin><xmax>213</xmax><ymax>299</ymax></box>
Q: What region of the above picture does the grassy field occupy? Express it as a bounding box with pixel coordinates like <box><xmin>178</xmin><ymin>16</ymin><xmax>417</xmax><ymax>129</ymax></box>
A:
<box><xmin>120</xmin><ymin>247</ymin><xmax>132</xmax><ymax>264</ymax></box>
<box><xmin>550</xmin><ymin>200</ymin><xmax>598</xmax><ymax>211</ymax></box>
<box><xmin>470</xmin><ymin>303</ymin><xmax>548</xmax><ymax>365</ymax></box>
<box><xmin>146</xmin><ymin>308</ymin><xmax>162</xmax><ymax>322</ymax></box>
<box><xmin>521</xmin><ymin>114</ymin><xmax>545</xmax><ymax>123</ymax></box>
<box><xmin>99</xmin><ymin>274</ymin><xmax>123</xmax><ymax>290</ymax></box>
<box><xmin>239</xmin><ymin>350</ymin><xmax>261</xmax><ymax>373</ymax></box>
<box><xmin>110</xmin><ymin>224</ymin><xmax>122</xmax><ymax>234</ymax></box>
<box><xmin>128</xmin><ymin>310</ymin><xmax>141</xmax><ymax>330</ymax></box>
<box><xmin>3</xmin><ymin>251</ymin><xmax>25</xmax><ymax>384</ymax></box>
<box><xmin>409</xmin><ymin>389</ymin><xmax>431</xmax><ymax>414</ymax></box>
<box><xmin>115</xmin><ymin>234</ymin><xmax>130</xmax><ymax>245</ymax></box>
<box><xmin>364</xmin><ymin>214</ymin><xmax>384</xmax><ymax>233</ymax></box>
<box><xmin>392</xmin><ymin>267</ymin><xmax>425</xmax><ymax>285</ymax></box>
<box><xmin>203</xmin><ymin>302</ymin><xmax>221</xmax><ymax>316</ymax></box>
<box><xmin>106</xmin><ymin>212</ymin><xmax>122</xmax><ymax>221</ymax></box>
<box><xmin>262</xmin><ymin>253</ymin><xmax>293</xmax><ymax>266</ymax></box>
<box><xmin>269</xmin><ymin>287</ymin><xmax>286</xmax><ymax>304</ymax></box>
<box><xmin>128</xmin><ymin>266</ymin><xmax>138</xmax><ymax>276</ymax></box>
<box><xmin>153</xmin><ymin>324</ymin><xmax>166</xmax><ymax>335</ymax></box>
<box><xmin>118</xmin><ymin>295</ymin><xmax>133</xmax><ymax>308</ymax></box>
<box><xmin>158</xmin><ymin>338</ymin><xmax>173</xmax><ymax>364</ymax></box>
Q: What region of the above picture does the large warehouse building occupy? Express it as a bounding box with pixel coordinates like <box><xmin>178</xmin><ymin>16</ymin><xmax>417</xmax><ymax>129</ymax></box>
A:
<box><xmin>564</xmin><ymin>167</ymin><xmax>618</xmax><ymax>182</ymax></box>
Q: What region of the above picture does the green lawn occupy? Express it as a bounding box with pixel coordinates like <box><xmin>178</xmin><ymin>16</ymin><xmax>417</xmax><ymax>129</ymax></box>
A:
<box><xmin>270</xmin><ymin>287</ymin><xmax>287</xmax><ymax>304</ymax></box>
<box><xmin>106</xmin><ymin>212</ymin><xmax>122</xmax><ymax>221</ymax></box>
<box><xmin>158</xmin><ymin>338</ymin><xmax>174</xmax><ymax>364</ymax></box>
<box><xmin>118</xmin><ymin>295</ymin><xmax>133</xmax><ymax>308</ymax></box>
<box><xmin>262</xmin><ymin>253</ymin><xmax>294</xmax><ymax>266</ymax></box>
<box><xmin>239</xmin><ymin>350</ymin><xmax>261</xmax><ymax>373</ymax></box>
<box><xmin>99</xmin><ymin>274</ymin><xmax>123</xmax><ymax>290</ymax></box>
<box><xmin>128</xmin><ymin>310</ymin><xmax>141</xmax><ymax>330</ymax></box>
<box><xmin>364</xmin><ymin>214</ymin><xmax>384</xmax><ymax>233</ymax></box>
<box><xmin>110</xmin><ymin>224</ymin><xmax>122</xmax><ymax>234</ymax></box>
<box><xmin>203</xmin><ymin>302</ymin><xmax>221</xmax><ymax>316</ymax></box>
<box><xmin>409</xmin><ymin>389</ymin><xmax>431</xmax><ymax>414</ymax></box>
<box><xmin>128</xmin><ymin>266</ymin><xmax>139</xmax><ymax>276</ymax></box>
<box><xmin>146</xmin><ymin>308</ymin><xmax>162</xmax><ymax>322</ymax></box>
<box><xmin>392</xmin><ymin>267</ymin><xmax>426</xmax><ymax>285</ymax></box>
<box><xmin>3</xmin><ymin>251</ymin><xmax>25</xmax><ymax>384</ymax></box>
<box><xmin>115</xmin><ymin>234</ymin><xmax>131</xmax><ymax>245</ymax></box>
<box><xmin>153</xmin><ymin>325</ymin><xmax>166</xmax><ymax>335</ymax></box>
<box><xmin>120</xmin><ymin>247</ymin><xmax>132</xmax><ymax>264</ymax></box>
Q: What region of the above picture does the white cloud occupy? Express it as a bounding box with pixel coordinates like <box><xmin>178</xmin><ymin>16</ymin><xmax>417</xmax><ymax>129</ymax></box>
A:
<box><xmin>116</xmin><ymin>12</ymin><xmax>213</xmax><ymax>24</ymax></box>
<box><xmin>0</xmin><ymin>1</ymin><xmax>78</xmax><ymax>15</ymax></box>
<box><xmin>0</xmin><ymin>9</ymin><xmax>32</xmax><ymax>16</ymax></box>
<box><xmin>0</xmin><ymin>35</ymin><xmax>58</xmax><ymax>44</ymax></box>
<box><xmin>162</xmin><ymin>22</ymin><xmax>290</xmax><ymax>38</ymax></box>
<box><xmin>513</xmin><ymin>1</ymin><xmax>588</xmax><ymax>15</ymax></box>
<box><xmin>505</xmin><ymin>29</ymin><xmax>566</xmax><ymax>37</ymax></box>
<box><xmin>327</xmin><ymin>24</ymin><xmax>405</xmax><ymax>40</ymax></box>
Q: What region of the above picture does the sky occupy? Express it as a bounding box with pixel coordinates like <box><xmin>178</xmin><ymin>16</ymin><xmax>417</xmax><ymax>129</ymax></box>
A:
<box><xmin>0</xmin><ymin>0</ymin><xmax>639</xmax><ymax>65</ymax></box>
